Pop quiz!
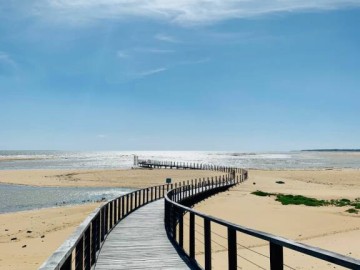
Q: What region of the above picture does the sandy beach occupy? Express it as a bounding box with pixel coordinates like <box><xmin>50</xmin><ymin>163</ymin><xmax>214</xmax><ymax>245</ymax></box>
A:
<box><xmin>0</xmin><ymin>168</ymin><xmax>222</xmax><ymax>270</ymax></box>
<box><xmin>0</xmin><ymin>168</ymin><xmax>223</xmax><ymax>188</ymax></box>
<box><xmin>0</xmin><ymin>203</ymin><xmax>100</xmax><ymax>270</ymax></box>
<box><xmin>1</xmin><ymin>168</ymin><xmax>359</xmax><ymax>269</ymax></box>
<box><xmin>192</xmin><ymin>169</ymin><xmax>360</xmax><ymax>269</ymax></box>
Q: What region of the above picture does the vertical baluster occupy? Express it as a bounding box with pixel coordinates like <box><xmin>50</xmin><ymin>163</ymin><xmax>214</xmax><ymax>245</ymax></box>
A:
<box><xmin>143</xmin><ymin>189</ymin><xmax>146</xmax><ymax>205</ymax></box>
<box><xmin>61</xmin><ymin>252</ymin><xmax>72</xmax><ymax>270</ymax></box>
<box><xmin>270</xmin><ymin>242</ymin><xmax>284</xmax><ymax>270</ymax></box>
<box><xmin>126</xmin><ymin>194</ymin><xmax>129</xmax><ymax>215</ymax></box>
<box><xmin>204</xmin><ymin>219</ymin><xmax>211</xmax><ymax>270</ymax></box>
<box><xmin>228</xmin><ymin>227</ymin><xmax>237</xmax><ymax>270</ymax></box>
<box><xmin>179</xmin><ymin>208</ymin><xmax>183</xmax><ymax>248</ymax></box>
<box><xmin>84</xmin><ymin>227</ymin><xmax>91</xmax><ymax>270</ymax></box>
<box><xmin>172</xmin><ymin>207</ymin><xmax>177</xmax><ymax>241</ymax></box>
<box><xmin>130</xmin><ymin>193</ymin><xmax>133</xmax><ymax>212</ymax></box>
<box><xmin>75</xmin><ymin>236</ymin><xmax>84</xmax><ymax>270</ymax></box>
<box><xmin>109</xmin><ymin>202</ymin><xmax>113</xmax><ymax>229</ymax></box>
<box><xmin>105</xmin><ymin>205</ymin><xmax>108</xmax><ymax>235</ymax></box>
<box><xmin>189</xmin><ymin>212</ymin><xmax>195</xmax><ymax>260</ymax></box>
<box><xmin>101</xmin><ymin>208</ymin><xmax>105</xmax><ymax>241</ymax></box>
<box><xmin>121</xmin><ymin>196</ymin><xmax>125</xmax><ymax>218</ymax></box>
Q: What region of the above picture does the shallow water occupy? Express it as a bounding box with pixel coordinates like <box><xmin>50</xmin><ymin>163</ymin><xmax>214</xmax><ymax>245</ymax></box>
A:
<box><xmin>0</xmin><ymin>184</ymin><xmax>132</xmax><ymax>214</ymax></box>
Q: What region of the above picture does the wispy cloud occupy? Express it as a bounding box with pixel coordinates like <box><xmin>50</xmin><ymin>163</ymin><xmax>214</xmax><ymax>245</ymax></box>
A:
<box><xmin>96</xmin><ymin>134</ymin><xmax>108</xmax><ymax>138</ymax></box>
<box><xmin>179</xmin><ymin>58</ymin><xmax>211</xmax><ymax>65</ymax></box>
<box><xmin>18</xmin><ymin>0</ymin><xmax>360</xmax><ymax>25</ymax></box>
<box><xmin>137</xmin><ymin>67</ymin><xmax>167</xmax><ymax>77</ymax></box>
<box><xmin>134</xmin><ymin>47</ymin><xmax>175</xmax><ymax>54</ymax></box>
<box><xmin>116</xmin><ymin>48</ymin><xmax>174</xmax><ymax>59</ymax></box>
<box><xmin>155</xmin><ymin>33</ymin><xmax>179</xmax><ymax>43</ymax></box>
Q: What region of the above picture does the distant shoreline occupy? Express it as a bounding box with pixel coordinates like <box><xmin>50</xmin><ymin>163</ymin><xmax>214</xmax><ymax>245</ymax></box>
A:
<box><xmin>302</xmin><ymin>149</ymin><xmax>360</xmax><ymax>152</ymax></box>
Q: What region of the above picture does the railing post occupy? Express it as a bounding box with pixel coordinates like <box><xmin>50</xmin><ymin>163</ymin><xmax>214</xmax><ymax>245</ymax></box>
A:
<box><xmin>61</xmin><ymin>253</ymin><xmax>72</xmax><ymax>270</ymax></box>
<box><xmin>104</xmin><ymin>205</ymin><xmax>108</xmax><ymax>234</ymax></box>
<box><xmin>109</xmin><ymin>202</ymin><xmax>113</xmax><ymax>229</ymax></box>
<box><xmin>91</xmin><ymin>219</ymin><xmax>97</xmax><ymax>263</ymax></box>
<box><xmin>130</xmin><ymin>193</ymin><xmax>133</xmax><ymax>212</ymax></box>
<box><xmin>228</xmin><ymin>227</ymin><xmax>237</xmax><ymax>270</ymax></box>
<box><xmin>204</xmin><ymin>219</ymin><xmax>212</xmax><ymax>270</ymax></box>
<box><xmin>172</xmin><ymin>207</ymin><xmax>177</xmax><ymax>240</ymax></box>
<box><xmin>164</xmin><ymin>198</ymin><xmax>169</xmax><ymax>229</ymax></box>
<box><xmin>113</xmin><ymin>200</ymin><xmax>116</xmax><ymax>224</ymax></box>
<box><xmin>100</xmin><ymin>208</ymin><xmax>105</xmax><ymax>241</ymax></box>
<box><xmin>143</xmin><ymin>189</ymin><xmax>145</xmax><ymax>205</ymax></box>
<box><xmin>270</xmin><ymin>242</ymin><xmax>284</xmax><ymax>270</ymax></box>
<box><xmin>189</xmin><ymin>212</ymin><xmax>195</xmax><ymax>260</ymax></box>
<box><xmin>126</xmin><ymin>194</ymin><xmax>130</xmax><ymax>215</ymax></box>
<box><xmin>179</xmin><ymin>208</ymin><xmax>183</xmax><ymax>249</ymax></box>
<box><xmin>116</xmin><ymin>198</ymin><xmax>121</xmax><ymax>223</ymax></box>
<box><xmin>84</xmin><ymin>227</ymin><xmax>91</xmax><ymax>270</ymax></box>
<box><xmin>121</xmin><ymin>196</ymin><xmax>125</xmax><ymax>218</ymax></box>
<box><xmin>75</xmin><ymin>237</ymin><xmax>84</xmax><ymax>270</ymax></box>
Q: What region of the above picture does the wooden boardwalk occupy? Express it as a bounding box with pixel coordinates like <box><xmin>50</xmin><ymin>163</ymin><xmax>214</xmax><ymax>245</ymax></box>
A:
<box><xmin>95</xmin><ymin>199</ymin><xmax>193</xmax><ymax>270</ymax></box>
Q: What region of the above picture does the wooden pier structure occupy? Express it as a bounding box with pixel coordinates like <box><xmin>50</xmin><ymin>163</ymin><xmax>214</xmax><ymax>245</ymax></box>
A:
<box><xmin>41</xmin><ymin>158</ymin><xmax>360</xmax><ymax>270</ymax></box>
<box><xmin>95</xmin><ymin>199</ymin><xmax>191</xmax><ymax>269</ymax></box>
<box><xmin>136</xmin><ymin>157</ymin><xmax>241</xmax><ymax>173</ymax></box>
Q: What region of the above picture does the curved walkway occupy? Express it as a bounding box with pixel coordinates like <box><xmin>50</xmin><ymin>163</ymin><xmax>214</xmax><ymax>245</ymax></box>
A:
<box><xmin>95</xmin><ymin>199</ymin><xmax>192</xmax><ymax>270</ymax></box>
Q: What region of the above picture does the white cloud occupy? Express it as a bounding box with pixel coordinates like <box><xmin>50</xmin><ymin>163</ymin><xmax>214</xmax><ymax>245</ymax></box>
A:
<box><xmin>138</xmin><ymin>67</ymin><xmax>167</xmax><ymax>77</ymax></box>
<box><xmin>134</xmin><ymin>47</ymin><xmax>175</xmax><ymax>54</ymax></box>
<box><xmin>24</xmin><ymin>0</ymin><xmax>360</xmax><ymax>25</ymax></box>
<box><xmin>155</xmin><ymin>33</ymin><xmax>179</xmax><ymax>43</ymax></box>
<box><xmin>97</xmin><ymin>134</ymin><xmax>108</xmax><ymax>138</ymax></box>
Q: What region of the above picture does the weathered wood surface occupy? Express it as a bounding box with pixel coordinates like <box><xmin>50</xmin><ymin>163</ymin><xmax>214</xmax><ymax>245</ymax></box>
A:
<box><xmin>95</xmin><ymin>199</ymin><xmax>192</xmax><ymax>269</ymax></box>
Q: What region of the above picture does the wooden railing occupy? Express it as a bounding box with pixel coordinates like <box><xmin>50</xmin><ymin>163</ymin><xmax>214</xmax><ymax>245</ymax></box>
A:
<box><xmin>164</xmin><ymin>172</ymin><xmax>360</xmax><ymax>270</ymax></box>
<box><xmin>40</xmin><ymin>159</ymin><xmax>233</xmax><ymax>270</ymax></box>
<box><xmin>137</xmin><ymin>158</ymin><xmax>245</xmax><ymax>175</ymax></box>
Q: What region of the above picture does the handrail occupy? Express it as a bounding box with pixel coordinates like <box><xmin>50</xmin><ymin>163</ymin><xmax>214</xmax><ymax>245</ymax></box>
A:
<box><xmin>164</xmin><ymin>172</ymin><xmax>360</xmax><ymax>270</ymax></box>
<box><xmin>40</xmin><ymin>158</ymin><xmax>233</xmax><ymax>270</ymax></box>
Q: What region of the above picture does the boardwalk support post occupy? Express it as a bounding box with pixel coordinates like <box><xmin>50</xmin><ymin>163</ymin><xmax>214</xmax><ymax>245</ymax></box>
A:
<box><xmin>189</xmin><ymin>212</ymin><xmax>195</xmax><ymax>259</ymax></box>
<box><xmin>179</xmin><ymin>208</ymin><xmax>184</xmax><ymax>248</ymax></box>
<box><xmin>204</xmin><ymin>219</ymin><xmax>212</xmax><ymax>270</ymax></box>
<box><xmin>228</xmin><ymin>227</ymin><xmax>237</xmax><ymax>270</ymax></box>
<box><xmin>270</xmin><ymin>242</ymin><xmax>284</xmax><ymax>270</ymax></box>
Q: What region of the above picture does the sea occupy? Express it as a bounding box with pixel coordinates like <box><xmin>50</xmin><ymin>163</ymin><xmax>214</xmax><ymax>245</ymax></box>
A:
<box><xmin>0</xmin><ymin>150</ymin><xmax>359</xmax><ymax>214</ymax></box>
<box><xmin>1</xmin><ymin>150</ymin><xmax>360</xmax><ymax>170</ymax></box>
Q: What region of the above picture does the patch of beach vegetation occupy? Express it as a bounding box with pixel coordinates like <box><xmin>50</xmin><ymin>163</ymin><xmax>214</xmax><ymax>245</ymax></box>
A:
<box><xmin>251</xmin><ymin>191</ymin><xmax>360</xmax><ymax>214</ymax></box>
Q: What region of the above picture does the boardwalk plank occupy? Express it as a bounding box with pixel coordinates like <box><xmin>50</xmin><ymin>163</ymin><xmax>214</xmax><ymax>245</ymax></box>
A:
<box><xmin>95</xmin><ymin>199</ymin><xmax>191</xmax><ymax>270</ymax></box>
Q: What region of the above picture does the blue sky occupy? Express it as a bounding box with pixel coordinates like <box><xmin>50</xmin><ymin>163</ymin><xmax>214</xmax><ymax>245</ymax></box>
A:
<box><xmin>0</xmin><ymin>1</ymin><xmax>360</xmax><ymax>151</ymax></box>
